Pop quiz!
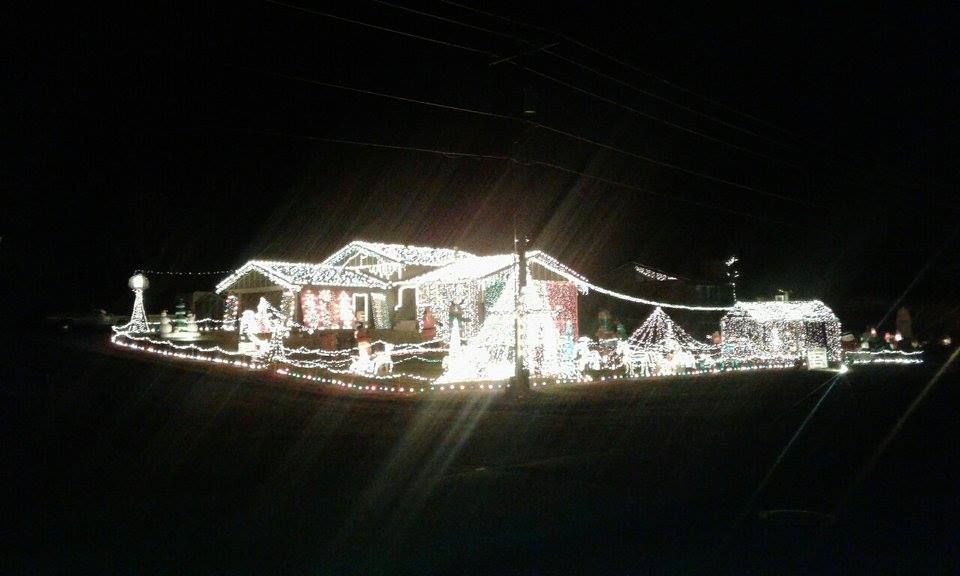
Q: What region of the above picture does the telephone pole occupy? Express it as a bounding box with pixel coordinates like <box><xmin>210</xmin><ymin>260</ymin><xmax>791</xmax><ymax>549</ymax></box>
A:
<box><xmin>493</xmin><ymin>37</ymin><xmax>540</xmax><ymax>396</ymax></box>
<box><xmin>513</xmin><ymin>233</ymin><xmax>530</xmax><ymax>394</ymax></box>
<box><xmin>510</xmin><ymin>90</ymin><xmax>536</xmax><ymax>397</ymax></box>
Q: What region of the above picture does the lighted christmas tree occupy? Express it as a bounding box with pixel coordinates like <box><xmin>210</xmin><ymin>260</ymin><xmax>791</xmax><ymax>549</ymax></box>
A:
<box><xmin>301</xmin><ymin>290</ymin><xmax>321</xmax><ymax>332</ymax></box>
<box><xmin>174</xmin><ymin>298</ymin><xmax>188</xmax><ymax>331</ymax></box>
<box><xmin>317</xmin><ymin>289</ymin><xmax>334</xmax><ymax>329</ymax></box>
<box><xmin>628</xmin><ymin>307</ymin><xmax>710</xmax><ymax>353</ymax></box>
<box><xmin>222</xmin><ymin>293</ymin><xmax>239</xmax><ymax>331</ymax></box>
<box><xmin>436</xmin><ymin>272</ymin><xmax>565</xmax><ymax>383</ymax></box>
<box><xmin>338</xmin><ymin>291</ymin><xmax>353</xmax><ymax>328</ymax></box>
<box><xmin>436</xmin><ymin>275</ymin><xmax>514</xmax><ymax>383</ymax></box>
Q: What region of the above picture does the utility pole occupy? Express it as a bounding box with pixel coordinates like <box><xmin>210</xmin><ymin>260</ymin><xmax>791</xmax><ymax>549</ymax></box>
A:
<box><xmin>513</xmin><ymin>233</ymin><xmax>530</xmax><ymax>394</ymax></box>
<box><xmin>510</xmin><ymin>89</ymin><xmax>535</xmax><ymax>397</ymax></box>
<box><xmin>492</xmin><ymin>33</ymin><xmax>540</xmax><ymax>397</ymax></box>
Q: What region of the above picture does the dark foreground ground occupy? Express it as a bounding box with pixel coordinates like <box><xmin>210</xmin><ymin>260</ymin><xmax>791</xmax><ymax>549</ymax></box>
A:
<box><xmin>2</xmin><ymin>330</ymin><xmax>958</xmax><ymax>574</ymax></box>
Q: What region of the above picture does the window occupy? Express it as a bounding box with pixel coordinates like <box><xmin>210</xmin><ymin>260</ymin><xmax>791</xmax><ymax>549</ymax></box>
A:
<box><xmin>354</xmin><ymin>293</ymin><xmax>369</xmax><ymax>323</ymax></box>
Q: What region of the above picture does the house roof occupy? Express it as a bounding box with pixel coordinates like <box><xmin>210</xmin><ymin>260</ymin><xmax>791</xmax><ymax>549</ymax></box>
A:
<box><xmin>215</xmin><ymin>260</ymin><xmax>389</xmax><ymax>293</ymax></box>
<box><xmin>633</xmin><ymin>264</ymin><xmax>678</xmax><ymax>282</ymax></box>
<box><xmin>320</xmin><ymin>241</ymin><xmax>474</xmax><ymax>268</ymax></box>
<box><xmin>725</xmin><ymin>300</ymin><xmax>838</xmax><ymax>323</ymax></box>
<box><xmin>397</xmin><ymin>251</ymin><xmax>589</xmax><ymax>288</ymax></box>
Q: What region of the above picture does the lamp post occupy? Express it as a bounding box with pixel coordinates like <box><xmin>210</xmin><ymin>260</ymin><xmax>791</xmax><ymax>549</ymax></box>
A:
<box><xmin>127</xmin><ymin>273</ymin><xmax>150</xmax><ymax>333</ymax></box>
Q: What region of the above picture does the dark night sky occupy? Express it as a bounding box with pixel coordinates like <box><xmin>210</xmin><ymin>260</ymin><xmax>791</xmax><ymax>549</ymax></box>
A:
<box><xmin>4</xmin><ymin>1</ymin><xmax>959</xmax><ymax>330</ymax></box>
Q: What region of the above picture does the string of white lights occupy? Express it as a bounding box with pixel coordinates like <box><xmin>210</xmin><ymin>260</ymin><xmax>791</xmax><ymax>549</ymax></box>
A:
<box><xmin>277</xmin><ymin>358</ymin><xmax>438</xmax><ymax>382</ymax></box>
<box><xmin>112</xmin><ymin>336</ymin><xmax>262</xmax><ymax>369</ymax></box>
<box><xmin>114</xmin><ymin>326</ymin><xmax>916</xmax><ymax>394</ymax></box>
<box><xmin>584</xmin><ymin>282</ymin><xmax>734</xmax><ymax>311</ymax></box>
<box><xmin>114</xmin><ymin>331</ymin><xmax>251</xmax><ymax>356</ymax></box>
<box><xmin>113</xmin><ymin>265</ymin><xmax>927</xmax><ymax>395</ymax></box>
<box><xmin>115</xmin><ymin>329</ymin><xmax>814</xmax><ymax>396</ymax></box>
<box><xmin>850</xmin><ymin>349</ymin><xmax>923</xmax><ymax>356</ymax></box>
<box><xmin>845</xmin><ymin>350</ymin><xmax>924</xmax><ymax>365</ymax></box>
<box><xmin>134</xmin><ymin>268</ymin><xmax>235</xmax><ymax>276</ymax></box>
<box><xmin>280</xmin><ymin>352</ymin><xmax>445</xmax><ymax>368</ymax></box>
<box><xmin>282</xmin><ymin>338</ymin><xmax>447</xmax><ymax>357</ymax></box>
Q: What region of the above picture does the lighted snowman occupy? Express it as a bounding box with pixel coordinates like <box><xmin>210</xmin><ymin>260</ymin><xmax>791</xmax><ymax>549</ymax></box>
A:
<box><xmin>159</xmin><ymin>310</ymin><xmax>173</xmax><ymax>337</ymax></box>
<box><xmin>184</xmin><ymin>312</ymin><xmax>199</xmax><ymax>337</ymax></box>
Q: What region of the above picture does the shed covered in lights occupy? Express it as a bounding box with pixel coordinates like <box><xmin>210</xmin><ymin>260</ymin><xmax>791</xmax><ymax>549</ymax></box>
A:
<box><xmin>720</xmin><ymin>300</ymin><xmax>842</xmax><ymax>362</ymax></box>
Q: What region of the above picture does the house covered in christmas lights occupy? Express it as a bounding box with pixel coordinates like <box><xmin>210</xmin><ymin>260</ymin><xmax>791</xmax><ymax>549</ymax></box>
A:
<box><xmin>215</xmin><ymin>241</ymin><xmax>473</xmax><ymax>331</ymax></box>
<box><xmin>215</xmin><ymin>260</ymin><xmax>393</xmax><ymax>330</ymax></box>
<box><xmin>397</xmin><ymin>250</ymin><xmax>589</xmax><ymax>341</ymax></box>
<box><xmin>215</xmin><ymin>241</ymin><xmax>588</xmax><ymax>342</ymax></box>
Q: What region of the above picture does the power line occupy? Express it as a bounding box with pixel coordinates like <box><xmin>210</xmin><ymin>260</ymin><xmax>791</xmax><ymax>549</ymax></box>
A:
<box><xmin>247</xmin><ymin>66</ymin><xmax>815</xmax><ymax>207</ymax></box>
<box><xmin>529</xmin><ymin>116</ymin><xmax>812</xmax><ymax>206</ymax></box>
<box><xmin>540</xmin><ymin>47</ymin><xmax>765</xmax><ymax>140</ymax></box>
<box><xmin>371</xmin><ymin>0</ymin><xmax>775</xmax><ymax>143</ymax></box>
<box><xmin>214</xmin><ymin>126</ymin><xmax>829</xmax><ymax>231</ymax></box>
<box><xmin>438</xmin><ymin>0</ymin><xmax>954</xmax><ymax>197</ymax></box>
<box><xmin>268</xmin><ymin>1</ymin><xmax>800</xmax><ymax>171</ymax></box>
<box><xmin>261</xmin><ymin>2</ymin><xmax>919</xmax><ymax>213</ymax></box>
<box><xmin>437</xmin><ymin>0</ymin><xmax>799</xmax><ymax>138</ymax></box>
<box><xmin>512</xmin><ymin>62</ymin><xmax>800</xmax><ymax>168</ymax></box>
<box><xmin>369</xmin><ymin>0</ymin><xmax>516</xmax><ymax>41</ymax></box>
<box><xmin>368</xmin><ymin>0</ymin><xmax>800</xmax><ymax>168</ymax></box>
<box><xmin>238</xmin><ymin>67</ymin><xmax>516</xmax><ymax>121</ymax></box>
<box><xmin>357</xmin><ymin>0</ymin><xmax>907</xmax><ymax>211</ymax></box>
<box><xmin>265</xmin><ymin>0</ymin><xmax>489</xmax><ymax>55</ymax></box>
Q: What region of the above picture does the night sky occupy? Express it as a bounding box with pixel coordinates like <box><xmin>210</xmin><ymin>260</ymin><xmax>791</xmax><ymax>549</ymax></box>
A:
<box><xmin>6</xmin><ymin>2</ymin><xmax>958</xmax><ymax>331</ymax></box>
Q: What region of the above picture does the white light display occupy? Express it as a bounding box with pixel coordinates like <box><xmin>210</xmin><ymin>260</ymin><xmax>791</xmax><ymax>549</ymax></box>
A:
<box><xmin>621</xmin><ymin>307</ymin><xmax>718</xmax><ymax>376</ymax></box>
<box><xmin>634</xmin><ymin>265</ymin><xmax>676</xmax><ymax>281</ymax></box>
<box><xmin>628</xmin><ymin>307</ymin><xmax>713</xmax><ymax>352</ymax></box>
<box><xmin>299</xmin><ymin>289</ymin><xmax>339</xmax><ymax>332</ymax></box>
<box><xmin>435</xmin><ymin>271</ymin><xmax>568</xmax><ymax>383</ymax></box>
<box><xmin>403</xmin><ymin>251</ymin><xmax>587</xmax><ymax>341</ymax></box>
<box><xmin>321</xmin><ymin>240</ymin><xmax>475</xmax><ymax>269</ymax></box>
<box><xmin>113</xmin><ymin>241</ymin><xmax>927</xmax><ymax>394</ymax></box>
<box><xmin>215</xmin><ymin>260</ymin><xmax>389</xmax><ymax>294</ymax></box>
<box><xmin>546</xmin><ymin>280</ymin><xmax>579</xmax><ymax>338</ymax></box>
<box><xmin>239</xmin><ymin>310</ymin><xmax>269</xmax><ymax>355</ymax></box>
<box><xmin>222</xmin><ymin>293</ymin><xmax>239</xmax><ymax>331</ymax></box>
<box><xmin>124</xmin><ymin>274</ymin><xmax>150</xmax><ymax>333</ymax></box>
<box><xmin>337</xmin><ymin>290</ymin><xmax>354</xmax><ymax>328</ymax></box>
<box><xmin>586</xmin><ymin>282</ymin><xmax>733</xmax><ymax>311</ymax></box>
<box><xmin>726</xmin><ymin>255</ymin><xmax>740</xmax><ymax>302</ymax></box>
<box><xmin>370</xmin><ymin>292</ymin><xmax>391</xmax><ymax>329</ymax></box>
<box><xmin>437</xmin><ymin>317</ymin><xmax>483</xmax><ymax>382</ymax></box>
<box><xmin>416</xmin><ymin>280</ymin><xmax>487</xmax><ymax>341</ymax></box>
<box><xmin>720</xmin><ymin>300</ymin><xmax>842</xmax><ymax>362</ymax></box>
<box><xmin>523</xmin><ymin>281</ymin><xmax>562</xmax><ymax>376</ymax></box>
<box><xmin>435</xmin><ymin>275</ymin><xmax>515</xmax><ymax>383</ymax></box>
<box><xmin>371</xmin><ymin>343</ymin><xmax>394</xmax><ymax>375</ymax></box>
<box><xmin>112</xmin><ymin>309</ymin><xmax>919</xmax><ymax>397</ymax></box>
<box><xmin>300</xmin><ymin>289</ymin><xmax>321</xmax><ymax>332</ymax></box>
<box><xmin>844</xmin><ymin>350</ymin><xmax>924</xmax><ymax>365</ymax></box>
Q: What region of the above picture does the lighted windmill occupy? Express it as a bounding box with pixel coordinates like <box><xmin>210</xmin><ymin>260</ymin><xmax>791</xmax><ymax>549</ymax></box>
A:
<box><xmin>126</xmin><ymin>273</ymin><xmax>150</xmax><ymax>333</ymax></box>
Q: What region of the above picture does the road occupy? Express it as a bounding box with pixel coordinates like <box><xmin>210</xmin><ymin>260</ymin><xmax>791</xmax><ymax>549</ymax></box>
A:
<box><xmin>3</xmin><ymin>330</ymin><xmax>958</xmax><ymax>574</ymax></box>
